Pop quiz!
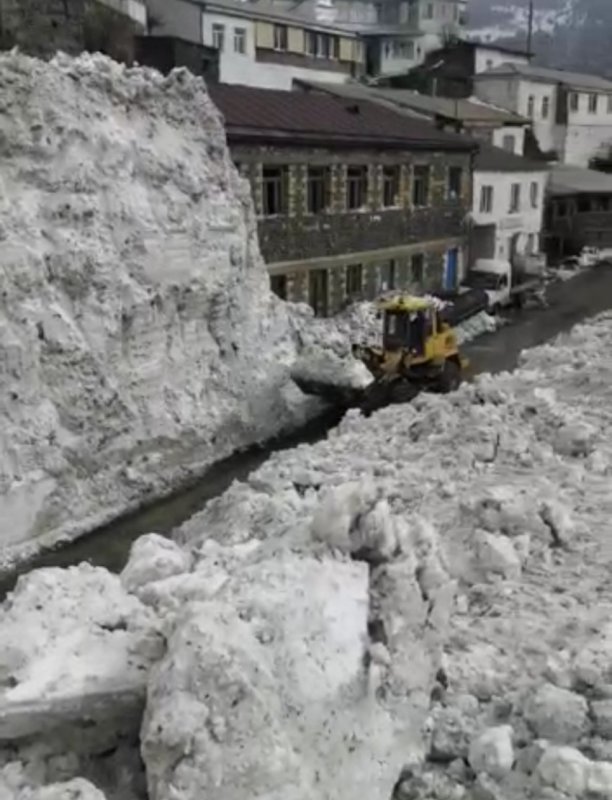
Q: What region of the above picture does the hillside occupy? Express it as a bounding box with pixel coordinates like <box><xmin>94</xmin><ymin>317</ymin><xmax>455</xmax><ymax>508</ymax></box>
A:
<box><xmin>468</xmin><ymin>0</ymin><xmax>612</xmax><ymax>78</ymax></box>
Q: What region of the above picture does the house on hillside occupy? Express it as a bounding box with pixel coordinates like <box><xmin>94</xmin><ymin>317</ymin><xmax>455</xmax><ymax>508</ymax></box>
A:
<box><xmin>470</xmin><ymin>145</ymin><xmax>549</xmax><ymax>266</ymax></box>
<box><xmin>209</xmin><ymin>84</ymin><xmax>476</xmax><ymax>315</ymax></box>
<box><xmin>474</xmin><ymin>64</ymin><xmax>612</xmax><ymax>168</ymax></box>
<box><xmin>545</xmin><ymin>166</ymin><xmax>612</xmax><ymax>258</ymax></box>
<box><xmin>378</xmin><ymin>40</ymin><xmax>531</xmax><ymax>97</ymax></box>
<box><xmin>145</xmin><ymin>0</ymin><xmax>365</xmax><ymax>89</ymax></box>
<box><xmin>295</xmin><ymin>80</ymin><xmax>530</xmax><ymax>154</ymax></box>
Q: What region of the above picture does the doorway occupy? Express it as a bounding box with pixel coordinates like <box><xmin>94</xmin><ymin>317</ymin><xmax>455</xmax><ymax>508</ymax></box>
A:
<box><xmin>445</xmin><ymin>248</ymin><xmax>459</xmax><ymax>290</ymax></box>
<box><xmin>308</xmin><ymin>268</ymin><xmax>329</xmax><ymax>317</ymax></box>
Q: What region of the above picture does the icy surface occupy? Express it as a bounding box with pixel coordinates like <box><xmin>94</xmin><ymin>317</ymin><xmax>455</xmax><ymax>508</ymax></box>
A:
<box><xmin>0</xmin><ymin>50</ymin><xmax>316</xmax><ymax>566</ymax></box>
<box><xmin>4</xmin><ymin>313</ymin><xmax>612</xmax><ymax>796</ymax></box>
<box><xmin>137</xmin><ymin>311</ymin><xmax>612</xmax><ymax>799</ymax></box>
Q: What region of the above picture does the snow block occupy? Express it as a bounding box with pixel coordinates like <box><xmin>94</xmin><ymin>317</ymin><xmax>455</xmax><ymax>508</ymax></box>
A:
<box><xmin>0</xmin><ymin>564</ymin><xmax>162</xmax><ymax>744</ymax></box>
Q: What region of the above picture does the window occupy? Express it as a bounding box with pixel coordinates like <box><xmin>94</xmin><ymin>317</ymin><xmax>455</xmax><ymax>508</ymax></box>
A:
<box><xmin>577</xmin><ymin>197</ymin><xmax>591</xmax><ymax>212</ymax></box>
<box><xmin>392</xmin><ymin>39</ymin><xmax>415</xmax><ymax>59</ymax></box>
<box><xmin>346</xmin><ymin>264</ymin><xmax>363</xmax><ymax>297</ymax></box>
<box><xmin>233</xmin><ymin>27</ymin><xmax>246</xmax><ymax>54</ymax></box>
<box><xmin>411</xmin><ymin>253</ymin><xmax>425</xmax><ymax>284</ymax></box>
<box><xmin>527</xmin><ymin>95</ymin><xmax>535</xmax><ymax>118</ymax></box>
<box><xmin>212</xmin><ymin>23</ymin><xmax>225</xmax><ymax>51</ymax></box>
<box><xmin>307</xmin><ymin>166</ymin><xmax>331</xmax><ymax>214</ymax></box>
<box><xmin>569</xmin><ymin>92</ymin><xmax>579</xmax><ymax>112</ymax></box>
<box><xmin>502</xmin><ymin>134</ymin><xmax>515</xmax><ymax>152</ymax></box>
<box><xmin>588</xmin><ymin>93</ymin><xmax>599</xmax><ymax>114</ymax></box>
<box><xmin>270</xmin><ymin>274</ymin><xmax>287</xmax><ymax>300</ymax></box>
<box><xmin>305</xmin><ymin>32</ymin><xmax>339</xmax><ymax>59</ymax></box>
<box><xmin>608</xmin><ymin>95</ymin><xmax>612</xmax><ymax>114</ymax></box>
<box><xmin>262</xmin><ymin>166</ymin><xmax>288</xmax><ymax>216</ymax></box>
<box><xmin>346</xmin><ymin>165</ymin><xmax>368</xmax><ymax>210</ymax></box>
<box><xmin>273</xmin><ymin>24</ymin><xmax>288</xmax><ymax>51</ymax></box>
<box><xmin>305</xmin><ymin>31</ymin><xmax>316</xmax><ymax>56</ymax></box>
<box><xmin>412</xmin><ymin>165</ymin><xmax>430</xmax><ymax>206</ymax></box>
<box><xmin>447</xmin><ymin>166</ymin><xmax>462</xmax><ymax>200</ymax></box>
<box><xmin>509</xmin><ymin>183</ymin><xmax>521</xmax><ymax>213</ymax></box>
<box><xmin>530</xmin><ymin>181</ymin><xmax>539</xmax><ymax>209</ymax></box>
<box><xmin>486</xmin><ymin>59</ymin><xmax>493</xmax><ymax>70</ymax></box>
<box><xmin>425</xmin><ymin>2</ymin><xmax>434</xmax><ymax>19</ymax></box>
<box><xmin>480</xmin><ymin>185</ymin><xmax>493</xmax><ymax>213</ymax></box>
<box><xmin>556</xmin><ymin>200</ymin><xmax>567</xmax><ymax>217</ymax></box>
<box><xmin>542</xmin><ymin>96</ymin><xmax>550</xmax><ymax>119</ymax></box>
<box><xmin>379</xmin><ymin>260</ymin><xmax>396</xmax><ymax>291</ymax></box>
<box><xmin>383</xmin><ymin>165</ymin><xmax>400</xmax><ymax>207</ymax></box>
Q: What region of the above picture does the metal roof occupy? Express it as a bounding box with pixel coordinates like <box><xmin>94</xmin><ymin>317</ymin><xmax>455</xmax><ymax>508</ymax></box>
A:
<box><xmin>295</xmin><ymin>80</ymin><xmax>528</xmax><ymax>125</ymax></box>
<box><xmin>208</xmin><ymin>84</ymin><xmax>477</xmax><ymax>150</ymax></box>
<box><xmin>549</xmin><ymin>165</ymin><xmax>612</xmax><ymax>196</ymax></box>
<box><xmin>475</xmin><ymin>63</ymin><xmax>612</xmax><ymax>93</ymax></box>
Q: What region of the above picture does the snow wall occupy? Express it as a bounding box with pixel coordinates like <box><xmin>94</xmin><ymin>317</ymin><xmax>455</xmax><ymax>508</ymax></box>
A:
<box><xmin>0</xmin><ymin>52</ymin><xmax>313</xmax><ymax>565</ymax></box>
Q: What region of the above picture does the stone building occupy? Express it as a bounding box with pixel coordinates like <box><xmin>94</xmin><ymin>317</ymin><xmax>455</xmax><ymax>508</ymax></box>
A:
<box><xmin>209</xmin><ymin>83</ymin><xmax>475</xmax><ymax>315</ymax></box>
<box><xmin>0</xmin><ymin>0</ymin><xmax>146</xmax><ymax>60</ymax></box>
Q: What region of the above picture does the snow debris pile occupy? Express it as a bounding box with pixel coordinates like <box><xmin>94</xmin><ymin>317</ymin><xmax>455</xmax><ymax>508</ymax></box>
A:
<box><xmin>4</xmin><ymin>313</ymin><xmax>612</xmax><ymax>797</ymax></box>
<box><xmin>0</xmin><ymin>50</ymin><xmax>317</xmax><ymax>566</ymax></box>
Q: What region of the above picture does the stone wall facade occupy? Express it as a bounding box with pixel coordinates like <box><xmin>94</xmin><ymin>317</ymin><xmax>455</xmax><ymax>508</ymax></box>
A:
<box><xmin>0</xmin><ymin>0</ymin><xmax>143</xmax><ymax>60</ymax></box>
<box><xmin>232</xmin><ymin>143</ymin><xmax>472</xmax><ymax>314</ymax></box>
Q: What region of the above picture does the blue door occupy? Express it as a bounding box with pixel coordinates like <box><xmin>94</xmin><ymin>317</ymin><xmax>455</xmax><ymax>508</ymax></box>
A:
<box><xmin>445</xmin><ymin>248</ymin><xmax>459</xmax><ymax>290</ymax></box>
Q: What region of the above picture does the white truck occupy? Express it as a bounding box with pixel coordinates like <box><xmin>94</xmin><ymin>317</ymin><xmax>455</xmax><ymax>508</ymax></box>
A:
<box><xmin>463</xmin><ymin>257</ymin><xmax>546</xmax><ymax>313</ymax></box>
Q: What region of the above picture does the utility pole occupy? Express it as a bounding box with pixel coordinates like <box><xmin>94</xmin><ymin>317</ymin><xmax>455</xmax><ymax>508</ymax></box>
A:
<box><xmin>526</xmin><ymin>0</ymin><xmax>534</xmax><ymax>56</ymax></box>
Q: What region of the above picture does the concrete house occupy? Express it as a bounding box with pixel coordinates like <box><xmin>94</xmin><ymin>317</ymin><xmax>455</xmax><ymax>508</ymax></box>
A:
<box><xmin>470</xmin><ymin>145</ymin><xmax>549</xmax><ymax>265</ymax></box>
<box><xmin>209</xmin><ymin>83</ymin><xmax>476</xmax><ymax>314</ymax></box>
<box><xmin>390</xmin><ymin>40</ymin><xmax>531</xmax><ymax>98</ymax></box>
<box><xmin>145</xmin><ymin>0</ymin><xmax>365</xmax><ymax>89</ymax></box>
<box><xmin>474</xmin><ymin>63</ymin><xmax>612</xmax><ymax>168</ymax></box>
<box><xmin>333</xmin><ymin>0</ymin><xmax>467</xmax><ymax>78</ymax></box>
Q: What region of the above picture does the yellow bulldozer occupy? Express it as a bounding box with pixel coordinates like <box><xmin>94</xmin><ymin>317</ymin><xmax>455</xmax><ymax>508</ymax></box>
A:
<box><xmin>294</xmin><ymin>295</ymin><xmax>469</xmax><ymax>414</ymax></box>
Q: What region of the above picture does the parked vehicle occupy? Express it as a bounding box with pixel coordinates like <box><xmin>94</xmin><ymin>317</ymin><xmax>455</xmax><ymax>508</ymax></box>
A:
<box><xmin>462</xmin><ymin>258</ymin><xmax>545</xmax><ymax>313</ymax></box>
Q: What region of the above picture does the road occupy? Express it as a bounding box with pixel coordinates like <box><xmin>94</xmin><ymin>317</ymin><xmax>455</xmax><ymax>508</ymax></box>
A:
<box><xmin>1</xmin><ymin>266</ymin><xmax>611</xmax><ymax>596</ymax></box>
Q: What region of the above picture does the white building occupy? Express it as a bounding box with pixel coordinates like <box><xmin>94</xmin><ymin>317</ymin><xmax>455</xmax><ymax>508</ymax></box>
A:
<box><xmin>146</xmin><ymin>0</ymin><xmax>364</xmax><ymax>89</ymax></box>
<box><xmin>471</xmin><ymin>144</ymin><xmax>549</xmax><ymax>264</ymax></box>
<box><xmin>329</xmin><ymin>0</ymin><xmax>467</xmax><ymax>78</ymax></box>
<box><xmin>474</xmin><ymin>63</ymin><xmax>612</xmax><ymax>168</ymax></box>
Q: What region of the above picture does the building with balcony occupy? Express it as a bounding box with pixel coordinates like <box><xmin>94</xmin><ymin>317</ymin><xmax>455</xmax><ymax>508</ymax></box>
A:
<box><xmin>145</xmin><ymin>0</ymin><xmax>364</xmax><ymax>89</ymax></box>
<box><xmin>545</xmin><ymin>165</ymin><xmax>612</xmax><ymax>258</ymax></box>
<box><xmin>209</xmin><ymin>83</ymin><xmax>475</xmax><ymax>314</ymax></box>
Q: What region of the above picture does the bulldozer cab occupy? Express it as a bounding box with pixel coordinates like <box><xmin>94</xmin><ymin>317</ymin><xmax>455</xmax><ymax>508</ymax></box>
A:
<box><xmin>381</xmin><ymin>297</ymin><xmax>441</xmax><ymax>357</ymax></box>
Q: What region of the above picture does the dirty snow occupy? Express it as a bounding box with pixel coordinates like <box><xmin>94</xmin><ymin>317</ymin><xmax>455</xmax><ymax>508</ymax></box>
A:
<box><xmin>0</xmin><ymin>50</ymin><xmax>320</xmax><ymax>567</ymax></box>
<box><xmin>4</xmin><ymin>311</ymin><xmax>612</xmax><ymax>797</ymax></box>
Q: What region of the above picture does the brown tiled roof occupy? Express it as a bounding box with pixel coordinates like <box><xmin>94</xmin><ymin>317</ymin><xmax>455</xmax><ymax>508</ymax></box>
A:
<box><xmin>208</xmin><ymin>84</ymin><xmax>477</xmax><ymax>151</ymax></box>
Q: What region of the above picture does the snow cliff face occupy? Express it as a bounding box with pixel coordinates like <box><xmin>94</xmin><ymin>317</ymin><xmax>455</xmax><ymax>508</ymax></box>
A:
<box><xmin>0</xmin><ymin>52</ymin><xmax>311</xmax><ymax>565</ymax></box>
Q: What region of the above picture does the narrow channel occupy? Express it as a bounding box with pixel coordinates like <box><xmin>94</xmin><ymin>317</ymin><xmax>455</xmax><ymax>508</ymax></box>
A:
<box><xmin>1</xmin><ymin>265</ymin><xmax>611</xmax><ymax>598</ymax></box>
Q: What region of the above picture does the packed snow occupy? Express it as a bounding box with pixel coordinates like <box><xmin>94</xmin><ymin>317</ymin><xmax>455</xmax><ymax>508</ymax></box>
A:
<box><xmin>0</xmin><ymin>50</ymin><xmax>322</xmax><ymax>567</ymax></box>
<box><xmin>3</xmin><ymin>311</ymin><xmax>612</xmax><ymax>798</ymax></box>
